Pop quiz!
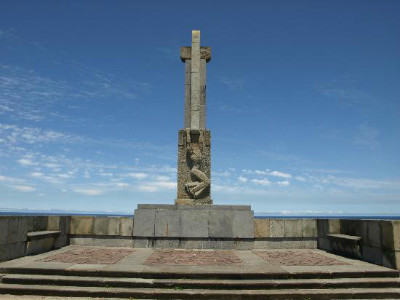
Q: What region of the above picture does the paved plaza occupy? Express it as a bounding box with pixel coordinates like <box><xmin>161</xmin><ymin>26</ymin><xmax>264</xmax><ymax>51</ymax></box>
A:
<box><xmin>0</xmin><ymin>245</ymin><xmax>393</xmax><ymax>275</ymax></box>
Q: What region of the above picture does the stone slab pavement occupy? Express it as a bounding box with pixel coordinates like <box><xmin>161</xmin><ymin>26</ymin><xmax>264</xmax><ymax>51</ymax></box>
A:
<box><xmin>0</xmin><ymin>245</ymin><xmax>395</xmax><ymax>276</ymax></box>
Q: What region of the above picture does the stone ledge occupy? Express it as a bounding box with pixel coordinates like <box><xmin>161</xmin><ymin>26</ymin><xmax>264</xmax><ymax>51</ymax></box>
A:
<box><xmin>327</xmin><ymin>233</ymin><xmax>361</xmax><ymax>242</ymax></box>
<box><xmin>27</xmin><ymin>231</ymin><xmax>61</xmax><ymax>241</ymax></box>
<box><xmin>137</xmin><ymin>204</ymin><xmax>251</xmax><ymax>211</ymax></box>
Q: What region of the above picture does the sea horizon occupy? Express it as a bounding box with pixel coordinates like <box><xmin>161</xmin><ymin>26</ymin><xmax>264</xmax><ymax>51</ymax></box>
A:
<box><xmin>1</xmin><ymin>208</ymin><xmax>399</xmax><ymax>220</ymax></box>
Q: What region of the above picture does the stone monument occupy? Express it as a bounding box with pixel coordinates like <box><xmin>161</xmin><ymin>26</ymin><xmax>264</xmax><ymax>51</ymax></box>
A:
<box><xmin>133</xmin><ymin>31</ymin><xmax>254</xmax><ymax>249</ymax></box>
<box><xmin>176</xmin><ymin>30</ymin><xmax>212</xmax><ymax>205</ymax></box>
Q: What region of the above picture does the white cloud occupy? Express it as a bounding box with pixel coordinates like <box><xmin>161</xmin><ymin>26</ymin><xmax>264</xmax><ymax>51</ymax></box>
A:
<box><xmin>295</xmin><ymin>176</ymin><xmax>307</xmax><ymax>182</ymax></box>
<box><xmin>238</xmin><ymin>176</ymin><xmax>248</xmax><ymax>183</ymax></box>
<box><xmin>11</xmin><ymin>185</ymin><xmax>36</xmax><ymax>192</ymax></box>
<box><xmin>128</xmin><ymin>172</ymin><xmax>148</xmax><ymax>180</ymax></box>
<box><xmin>136</xmin><ymin>180</ymin><xmax>176</xmax><ymax>193</ymax></box>
<box><xmin>269</xmin><ymin>170</ymin><xmax>292</xmax><ymax>179</ymax></box>
<box><xmin>277</xmin><ymin>180</ymin><xmax>290</xmax><ymax>186</ymax></box>
<box><xmin>17</xmin><ymin>158</ymin><xmax>37</xmax><ymax>166</ymax></box>
<box><xmin>251</xmin><ymin>178</ymin><xmax>271</xmax><ymax>186</ymax></box>
<box><xmin>30</xmin><ymin>172</ymin><xmax>44</xmax><ymax>178</ymax></box>
<box><xmin>0</xmin><ymin>124</ymin><xmax>80</xmax><ymax>145</ymax></box>
<box><xmin>73</xmin><ymin>188</ymin><xmax>103</xmax><ymax>196</ymax></box>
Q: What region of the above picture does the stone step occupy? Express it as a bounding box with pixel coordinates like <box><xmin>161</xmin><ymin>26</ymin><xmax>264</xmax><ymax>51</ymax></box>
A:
<box><xmin>0</xmin><ymin>283</ymin><xmax>400</xmax><ymax>299</ymax></box>
<box><xmin>2</xmin><ymin>274</ymin><xmax>400</xmax><ymax>290</ymax></box>
<box><xmin>2</xmin><ymin>266</ymin><xmax>399</xmax><ymax>280</ymax></box>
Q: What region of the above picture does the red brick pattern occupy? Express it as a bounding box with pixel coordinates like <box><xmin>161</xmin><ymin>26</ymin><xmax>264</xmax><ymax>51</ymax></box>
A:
<box><xmin>40</xmin><ymin>248</ymin><xmax>135</xmax><ymax>264</ymax></box>
<box><xmin>253</xmin><ymin>250</ymin><xmax>349</xmax><ymax>266</ymax></box>
<box><xmin>145</xmin><ymin>250</ymin><xmax>243</xmax><ymax>266</ymax></box>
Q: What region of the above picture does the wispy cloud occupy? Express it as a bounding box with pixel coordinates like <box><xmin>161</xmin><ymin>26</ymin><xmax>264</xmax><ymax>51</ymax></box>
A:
<box><xmin>10</xmin><ymin>185</ymin><xmax>36</xmax><ymax>192</ymax></box>
<box><xmin>354</xmin><ymin>123</ymin><xmax>379</xmax><ymax>149</ymax></box>
<box><xmin>218</xmin><ymin>77</ymin><xmax>245</xmax><ymax>91</ymax></box>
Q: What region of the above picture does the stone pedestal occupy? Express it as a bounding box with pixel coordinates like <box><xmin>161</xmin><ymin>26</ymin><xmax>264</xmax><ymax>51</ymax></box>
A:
<box><xmin>133</xmin><ymin>205</ymin><xmax>254</xmax><ymax>249</ymax></box>
<box><xmin>176</xmin><ymin>129</ymin><xmax>212</xmax><ymax>205</ymax></box>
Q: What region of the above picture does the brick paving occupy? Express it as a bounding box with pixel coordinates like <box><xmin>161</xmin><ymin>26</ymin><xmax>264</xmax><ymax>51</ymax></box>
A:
<box><xmin>39</xmin><ymin>248</ymin><xmax>135</xmax><ymax>264</ymax></box>
<box><xmin>253</xmin><ymin>250</ymin><xmax>349</xmax><ymax>266</ymax></box>
<box><xmin>145</xmin><ymin>250</ymin><xmax>243</xmax><ymax>266</ymax></box>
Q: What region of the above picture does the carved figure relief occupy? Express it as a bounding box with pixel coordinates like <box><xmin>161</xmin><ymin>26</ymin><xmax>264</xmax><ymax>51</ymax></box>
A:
<box><xmin>184</xmin><ymin>132</ymin><xmax>210</xmax><ymax>199</ymax></box>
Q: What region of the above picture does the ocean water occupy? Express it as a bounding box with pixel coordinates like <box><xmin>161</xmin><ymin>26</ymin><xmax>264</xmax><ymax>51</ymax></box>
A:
<box><xmin>1</xmin><ymin>211</ymin><xmax>400</xmax><ymax>220</ymax></box>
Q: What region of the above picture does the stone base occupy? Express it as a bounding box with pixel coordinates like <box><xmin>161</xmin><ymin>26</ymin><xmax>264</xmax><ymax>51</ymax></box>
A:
<box><xmin>133</xmin><ymin>204</ymin><xmax>254</xmax><ymax>249</ymax></box>
<box><xmin>175</xmin><ymin>198</ymin><xmax>212</xmax><ymax>205</ymax></box>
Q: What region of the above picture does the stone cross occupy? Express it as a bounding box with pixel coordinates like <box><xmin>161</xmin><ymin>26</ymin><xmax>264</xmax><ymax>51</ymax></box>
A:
<box><xmin>176</xmin><ymin>31</ymin><xmax>212</xmax><ymax>205</ymax></box>
<box><xmin>180</xmin><ymin>30</ymin><xmax>211</xmax><ymax>130</ymax></box>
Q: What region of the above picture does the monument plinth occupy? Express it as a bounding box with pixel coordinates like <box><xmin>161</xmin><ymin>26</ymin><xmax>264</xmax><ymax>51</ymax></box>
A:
<box><xmin>133</xmin><ymin>30</ymin><xmax>254</xmax><ymax>249</ymax></box>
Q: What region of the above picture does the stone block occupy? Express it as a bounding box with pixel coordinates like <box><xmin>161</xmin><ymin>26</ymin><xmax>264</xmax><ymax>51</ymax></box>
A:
<box><xmin>182</xmin><ymin>239</ymin><xmax>203</xmax><ymax>249</ymax></box>
<box><xmin>134</xmin><ymin>238</ymin><xmax>151</xmax><ymax>248</ymax></box>
<box><xmin>0</xmin><ymin>242</ymin><xmax>26</xmax><ymax>262</ymax></box>
<box><xmin>303</xmin><ymin>219</ymin><xmax>317</xmax><ymax>237</ymax></box>
<box><xmin>362</xmin><ymin>245</ymin><xmax>383</xmax><ymax>265</ymax></box>
<box><xmin>154</xmin><ymin>239</ymin><xmax>180</xmax><ymax>249</ymax></box>
<box><xmin>218</xmin><ymin>240</ymin><xmax>235</xmax><ymax>250</ymax></box>
<box><xmin>233</xmin><ymin>210</ymin><xmax>254</xmax><ymax>238</ymax></box>
<box><xmin>181</xmin><ymin>209</ymin><xmax>209</xmax><ymax>238</ymax></box>
<box><xmin>381</xmin><ymin>221</ymin><xmax>394</xmax><ymax>250</ymax></box>
<box><xmin>318</xmin><ymin>237</ymin><xmax>332</xmax><ymax>252</ymax></box>
<box><xmin>93</xmin><ymin>217</ymin><xmax>119</xmax><ymax>235</ymax></box>
<box><xmin>270</xmin><ymin>219</ymin><xmax>285</xmax><ymax>238</ymax></box>
<box><xmin>317</xmin><ymin>219</ymin><xmax>329</xmax><ymax>237</ymax></box>
<box><xmin>284</xmin><ymin>219</ymin><xmax>303</xmax><ymax>238</ymax></box>
<box><xmin>367</xmin><ymin>220</ymin><xmax>382</xmax><ymax>248</ymax></box>
<box><xmin>382</xmin><ymin>250</ymin><xmax>396</xmax><ymax>269</ymax></box>
<box><xmin>47</xmin><ymin>216</ymin><xmax>60</xmax><ymax>231</ymax></box>
<box><xmin>70</xmin><ymin>216</ymin><xmax>94</xmax><ymax>235</ymax></box>
<box><xmin>133</xmin><ymin>208</ymin><xmax>156</xmax><ymax>237</ymax></box>
<box><xmin>8</xmin><ymin>217</ymin><xmax>28</xmax><ymax>243</ymax></box>
<box><xmin>208</xmin><ymin>210</ymin><xmax>234</xmax><ymax>238</ymax></box>
<box><xmin>25</xmin><ymin>237</ymin><xmax>55</xmax><ymax>256</ymax></box>
<box><xmin>69</xmin><ymin>237</ymin><xmax>95</xmax><ymax>246</ymax></box>
<box><xmin>254</xmin><ymin>219</ymin><xmax>270</xmax><ymax>238</ymax></box>
<box><xmin>329</xmin><ymin>219</ymin><xmax>340</xmax><ymax>234</ymax></box>
<box><xmin>27</xmin><ymin>216</ymin><xmax>47</xmax><ymax>231</ymax></box>
<box><xmin>119</xmin><ymin>217</ymin><xmax>133</xmax><ymax>236</ymax></box>
<box><xmin>54</xmin><ymin>234</ymin><xmax>69</xmax><ymax>249</ymax></box>
<box><xmin>340</xmin><ymin>219</ymin><xmax>357</xmax><ymax>236</ymax></box>
<box><xmin>300</xmin><ymin>240</ymin><xmax>318</xmax><ymax>249</ymax></box>
<box><xmin>201</xmin><ymin>239</ymin><xmax>220</xmax><ymax>249</ymax></box>
<box><xmin>154</xmin><ymin>209</ymin><xmax>181</xmax><ymax>237</ymax></box>
<box><xmin>393</xmin><ymin>221</ymin><xmax>400</xmax><ymax>251</ymax></box>
<box><xmin>60</xmin><ymin>216</ymin><xmax>70</xmax><ymax>234</ymax></box>
<box><xmin>0</xmin><ymin>218</ymin><xmax>9</xmax><ymax>245</ymax></box>
<box><xmin>234</xmin><ymin>240</ymin><xmax>254</xmax><ymax>250</ymax></box>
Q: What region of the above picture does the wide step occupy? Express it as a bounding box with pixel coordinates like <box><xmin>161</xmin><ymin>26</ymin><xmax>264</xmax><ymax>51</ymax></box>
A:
<box><xmin>0</xmin><ymin>283</ymin><xmax>400</xmax><ymax>299</ymax></box>
<box><xmin>2</xmin><ymin>274</ymin><xmax>400</xmax><ymax>290</ymax></box>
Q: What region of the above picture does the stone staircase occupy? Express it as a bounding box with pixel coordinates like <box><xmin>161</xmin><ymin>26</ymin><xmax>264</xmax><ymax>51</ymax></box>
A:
<box><xmin>1</xmin><ymin>267</ymin><xmax>399</xmax><ymax>299</ymax></box>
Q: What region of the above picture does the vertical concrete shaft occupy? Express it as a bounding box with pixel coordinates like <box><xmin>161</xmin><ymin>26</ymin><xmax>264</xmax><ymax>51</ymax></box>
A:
<box><xmin>184</xmin><ymin>59</ymin><xmax>191</xmax><ymax>128</ymax></box>
<box><xmin>190</xmin><ymin>30</ymin><xmax>201</xmax><ymax>130</ymax></box>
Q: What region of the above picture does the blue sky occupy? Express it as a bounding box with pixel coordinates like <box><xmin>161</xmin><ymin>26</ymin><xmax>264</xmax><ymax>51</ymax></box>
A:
<box><xmin>0</xmin><ymin>0</ymin><xmax>399</xmax><ymax>214</ymax></box>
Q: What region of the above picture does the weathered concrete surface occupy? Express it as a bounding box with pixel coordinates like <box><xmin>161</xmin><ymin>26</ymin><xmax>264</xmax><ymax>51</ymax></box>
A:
<box><xmin>70</xmin><ymin>216</ymin><xmax>94</xmax><ymax>235</ymax></box>
<box><xmin>133</xmin><ymin>205</ymin><xmax>254</xmax><ymax>248</ymax></box>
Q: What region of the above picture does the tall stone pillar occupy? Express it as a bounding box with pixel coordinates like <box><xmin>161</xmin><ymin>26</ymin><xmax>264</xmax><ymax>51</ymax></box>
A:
<box><xmin>176</xmin><ymin>30</ymin><xmax>212</xmax><ymax>205</ymax></box>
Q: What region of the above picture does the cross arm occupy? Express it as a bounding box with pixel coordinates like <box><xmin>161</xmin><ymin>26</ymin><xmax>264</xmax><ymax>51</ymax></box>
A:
<box><xmin>180</xmin><ymin>46</ymin><xmax>211</xmax><ymax>62</ymax></box>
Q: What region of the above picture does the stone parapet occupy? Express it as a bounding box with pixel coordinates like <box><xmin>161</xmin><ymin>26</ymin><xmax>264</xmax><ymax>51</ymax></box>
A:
<box><xmin>317</xmin><ymin>219</ymin><xmax>400</xmax><ymax>270</ymax></box>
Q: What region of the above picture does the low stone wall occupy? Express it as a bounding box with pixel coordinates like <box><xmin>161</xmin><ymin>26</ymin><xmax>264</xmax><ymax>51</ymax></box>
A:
<box><xmin>317</xmin><ymin>219</ymin><xmax>399</xmax><ymax>269</ymax></box>
<box><xmin>1</xmin><ymin>215</ymin><xmax>399</xmax><ymax>270</ymax></box>
<box><xmin>0</xmin><ymin>216</ymin><xmax>69</xmax><ymax>262</ymax></box>
<box><xmin>254</xmin><ymin>219</ymin><xmax>318</xmax><ymax>249</ymax></box>
<box><xmin>69</xmin><ymin>216</ymin><xmax>134</xmax><ymax>247</ymax></box>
